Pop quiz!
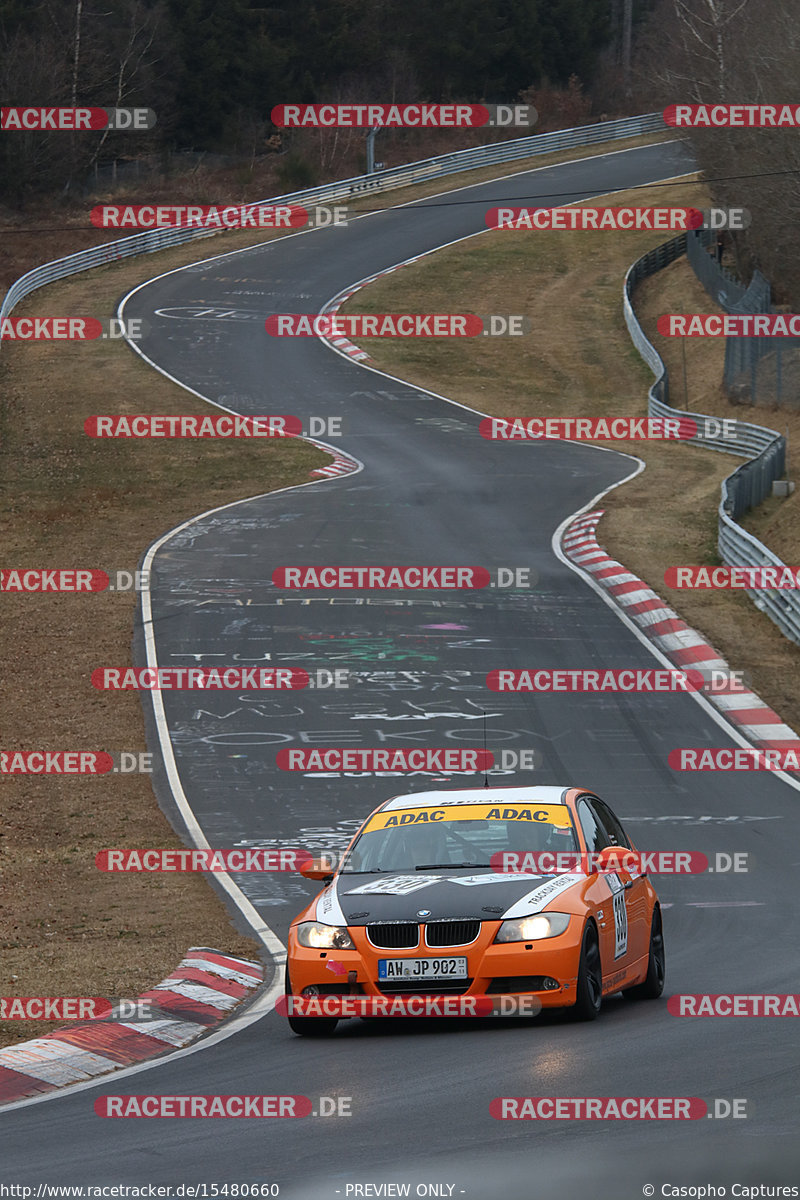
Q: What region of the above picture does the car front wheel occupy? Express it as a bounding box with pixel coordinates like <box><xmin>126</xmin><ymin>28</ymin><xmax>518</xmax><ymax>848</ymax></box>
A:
<box><xmin>572</xmin><ymin>922</ymin><xmax>602</xmax><ymax>1020</ymax></box>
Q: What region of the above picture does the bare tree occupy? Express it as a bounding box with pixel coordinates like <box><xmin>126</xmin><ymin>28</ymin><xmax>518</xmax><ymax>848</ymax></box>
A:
<box><xmin>623</xmin><ymin>0</ymin><xmax>633</xmax><ymax>96</ymax></box>
<box><xmin>88</xmin><ymin>0</ymin><xmax>163</xmax><ymax>168</ymax></box>
<box><xmin>634</xmin><ymin>0</ymin><xmax>800</xmax><ymax>313</ymax></box>
<box><xmin>672</xmin><ymin>0</ymin><xmax>750</xmax><ymax>99</ymax></box>
<box><xmin>71</xmin><ymin>0</ymin><xmax>83</xmax><ymax>105</ymax></box>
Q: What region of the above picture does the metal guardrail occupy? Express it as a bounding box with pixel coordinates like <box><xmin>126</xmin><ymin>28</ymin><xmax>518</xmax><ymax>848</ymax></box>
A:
<box><xmin>717</xmin><ymin>503</ymin><xmax>800</xmax><ymax>645</ymax></box>
<box><xmin>624</xmin><ymin>237</ymin><xmax>800</xmax><ymax>647</ymax></box>
<box><xmin>1</xmin><ymin>111</ymin><xmax>666</xmax><ymax>324</ymax></box>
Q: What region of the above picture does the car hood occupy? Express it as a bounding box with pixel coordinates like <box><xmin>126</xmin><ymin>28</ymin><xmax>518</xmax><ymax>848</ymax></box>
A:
<box><xmin>322</xmin><ymin>871</ymin><xmax>584</xmax><ymax>924</ymax></box>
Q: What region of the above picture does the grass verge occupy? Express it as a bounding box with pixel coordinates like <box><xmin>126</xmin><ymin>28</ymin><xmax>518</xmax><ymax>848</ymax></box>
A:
<box><xmin>0</xmin><ymin>245</ymin><xmax>326</xmax><ymax>1048</ymax></box>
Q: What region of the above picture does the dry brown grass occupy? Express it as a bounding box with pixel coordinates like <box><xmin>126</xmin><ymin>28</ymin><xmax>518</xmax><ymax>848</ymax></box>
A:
<box><xmin>0</xmin><ymin>251</ymin><xmax>326</xmax><ymax>1048</ymax></box>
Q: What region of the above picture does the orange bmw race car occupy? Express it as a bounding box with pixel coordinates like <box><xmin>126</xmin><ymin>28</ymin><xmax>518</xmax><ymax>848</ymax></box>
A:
<box><xmin>284</xmin><ymin>785</ymin><xmax>665</xmax><ymax>1035</ymax></box>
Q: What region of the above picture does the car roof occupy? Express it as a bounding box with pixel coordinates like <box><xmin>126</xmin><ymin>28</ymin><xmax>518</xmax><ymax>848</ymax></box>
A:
<box><xmin>380</xmin><ymin>785</ymin><xmax>571</xmax><ymax>812</ymax></box>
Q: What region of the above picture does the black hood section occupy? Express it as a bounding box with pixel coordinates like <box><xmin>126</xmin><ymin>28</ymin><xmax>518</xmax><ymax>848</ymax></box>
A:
<box><xmin>335</xmin><ymin>872</ymin><xmax>547</xmax><ymax>923</ymax></box>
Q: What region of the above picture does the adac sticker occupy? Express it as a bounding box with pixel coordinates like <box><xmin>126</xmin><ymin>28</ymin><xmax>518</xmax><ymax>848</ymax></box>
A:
<box><xmin>367</xmin><ymin>803</ymin><xmax>572</xmax><ymax>831</ymax></box>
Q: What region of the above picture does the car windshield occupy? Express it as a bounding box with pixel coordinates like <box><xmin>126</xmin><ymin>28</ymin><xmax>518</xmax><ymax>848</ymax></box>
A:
<box><xmin>339</xmin><ymin>804</ymin><xmax>578</xmax><ymax>874</ymax></box>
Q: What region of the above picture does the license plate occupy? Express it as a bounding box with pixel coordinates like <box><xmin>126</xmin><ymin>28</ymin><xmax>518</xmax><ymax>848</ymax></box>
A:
<box><xmin>378</xmin><ymin>957</ymin><xmax>468</xmax><ymax>980</ymax></box>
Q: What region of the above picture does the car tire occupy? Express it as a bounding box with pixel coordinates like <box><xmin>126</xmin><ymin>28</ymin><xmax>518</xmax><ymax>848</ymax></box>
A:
<box><xmin>622</xmin><ymin>906</ymin><xmax>665</xmax><ymax>1001</ymax></box>
<box><xmin>285</xmin><ymin>966</ymin><xmax>339</xmax><ymax>1037</ymax></box>
<box><xmin>571</xmin><ymin>922</ymin><xmax>603</xmax><ymax>1021</ymax></box>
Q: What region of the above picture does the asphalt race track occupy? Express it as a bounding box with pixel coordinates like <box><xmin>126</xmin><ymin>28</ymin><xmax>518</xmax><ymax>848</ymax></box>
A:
<box><xmin>3</xmin><ymin>140</ymin><xmax>799</xmax><ymax>1195</ymax></box>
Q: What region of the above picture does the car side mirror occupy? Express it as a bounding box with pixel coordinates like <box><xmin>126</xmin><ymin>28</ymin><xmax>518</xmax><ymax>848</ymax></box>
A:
<box><xmin>593</xmin><ymin>845</ymin><xmax>634</xmax><ymax>873</ymax></box>
<box><xmin>300</xmin><ymin>859</ymin><xmax>336</xmax><ymax>882</ymax></box>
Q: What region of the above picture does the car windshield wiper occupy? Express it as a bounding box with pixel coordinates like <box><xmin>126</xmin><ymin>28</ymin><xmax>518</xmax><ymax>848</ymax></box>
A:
<box><xmin>414</xmin><ymin>862</ymin><xmax>492</xmax><ymax>870</ymax></box>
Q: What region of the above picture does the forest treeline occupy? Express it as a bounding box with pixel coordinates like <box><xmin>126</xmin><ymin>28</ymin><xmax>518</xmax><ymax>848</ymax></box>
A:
<box><xmin>2</xmin><ymin>0</ymin><xmax>799</xmax><ymax>307</ymax></box>
<box><xmin>0</xmin><ymin>0</ymin><xmax>648</xmax><ymax>203</ymax></box>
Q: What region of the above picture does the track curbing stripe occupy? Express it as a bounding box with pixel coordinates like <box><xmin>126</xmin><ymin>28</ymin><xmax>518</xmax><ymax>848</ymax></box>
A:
<box><xmin>0</xmin><ymin>948</ymin><xmax>262</xmax><ymax>1107</ymax></box>
<box><xmin>560</xmin><ymin>509</ymin><xmax>800</xmax><ymax>763</ymax></box>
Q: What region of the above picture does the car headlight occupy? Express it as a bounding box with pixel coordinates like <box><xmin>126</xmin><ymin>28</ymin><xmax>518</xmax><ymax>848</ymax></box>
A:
<box><xmin>493</xmin><ymin>912</ymin><xmax>571</xmax><ymax>943</ymax></box>
<box><xmin>296</xmin><ymin>922</ymin><xmax>355</xmax><ymax>950</ymax></box>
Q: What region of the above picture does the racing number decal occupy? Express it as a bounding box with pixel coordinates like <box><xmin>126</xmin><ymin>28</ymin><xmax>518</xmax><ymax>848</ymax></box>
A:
<box><xmin>606</xmin><ymin>873</ymin><xmax>628</xmax><ymax>960</ymax></box>
<box><xmin>612</xmin><ymin>889</ymin><xmax>628</xmax><ymax>959</ymax></box>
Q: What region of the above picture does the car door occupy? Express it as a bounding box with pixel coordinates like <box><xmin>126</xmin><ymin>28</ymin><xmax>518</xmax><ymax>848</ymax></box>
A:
<box><xmin>575</xmin><ymin>796</ymin><xmax>643</xmax><ymax>970</ymax></box>
<box><xmin>591</xmin><ymin>797</ymin><xmax>650</xmax><ymax>964</ymax></box>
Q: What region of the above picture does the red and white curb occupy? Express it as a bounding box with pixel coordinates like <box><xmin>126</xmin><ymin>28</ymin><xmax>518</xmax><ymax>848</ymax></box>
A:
<box><xmin>318</xmin><ymin>256</ymin><xmax>427</xmax><ymax>363</ymax></box>
<box><xmin>322</xmin><ymin>279</ymin><xmax>371</xmax><ymax>361</ymax></box>
<box><xmin>0</xmin><ymin>948</ymin><xmax>262</xmax><ymax>1106</ymax></box>
<box><xmin>307</xmin><ymin>437</ymin><xmax>358</xmax><ymax>479</ymax></box>
<box><xmin>562</xmin><ymin>509</ymin><xmax>800</xmax><ymax>754</ymax></box>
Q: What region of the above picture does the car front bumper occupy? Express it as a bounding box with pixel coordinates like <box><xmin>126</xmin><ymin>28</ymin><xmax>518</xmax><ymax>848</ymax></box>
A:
<box><xmin>286</xmin><ymin>918</ymin><xmax>583</xmax><ymax>1011</ymax></box>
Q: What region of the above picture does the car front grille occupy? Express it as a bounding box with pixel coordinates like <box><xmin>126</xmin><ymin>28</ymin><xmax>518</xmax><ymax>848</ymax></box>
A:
<box><xmin>366</xmin><ymin>919</ymin><xmax>482</xmax><ymax>950</ymax></box>
<box><xmin>366</xmin><ymin>923</ymin><xmax>419</xmax><ymax>950</ymax></box>
<box><xmin>425</xmin><ymin>919</ymin><xmax>481</xmax><ymax>947</ymax></box>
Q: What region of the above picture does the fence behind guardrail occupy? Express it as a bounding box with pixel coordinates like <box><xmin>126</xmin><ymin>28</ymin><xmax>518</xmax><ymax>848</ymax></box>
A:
<box><xmin>624</xmin><ymin>237</ymin><xmax>799</xmax><ymax>647</ymax></box>
<box><xmin>686</xmin><ymin>228</ymin><xmax>800</xmax><ymax>409</ymax></box>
